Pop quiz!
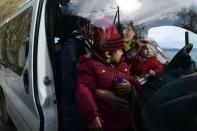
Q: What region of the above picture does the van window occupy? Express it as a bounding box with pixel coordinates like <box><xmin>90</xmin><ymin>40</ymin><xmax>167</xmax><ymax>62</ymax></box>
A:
<box><xmin>148</xmin><ymin>26</ymin><xmax>197</xmax><ymax>62</ymax></box>
<box><xmin>0</xmin><ymin>7</ymin><xmax>32</xmax><ymax>75</ymax></box>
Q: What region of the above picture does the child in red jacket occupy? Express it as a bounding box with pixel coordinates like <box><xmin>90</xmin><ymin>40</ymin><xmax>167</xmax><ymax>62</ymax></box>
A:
<box><xmin>76</xmin><ymin>19</ymin><xmax>139</xmax><ymax>131</ymax></box>
<box><xmin>130</xmin><ymin>44</ymin><xmax>164</xmax><ymax>77</ymax></box>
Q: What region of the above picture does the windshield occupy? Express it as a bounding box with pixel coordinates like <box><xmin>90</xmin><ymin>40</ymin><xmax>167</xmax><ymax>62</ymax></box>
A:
<box><xmin>148</xmin><ymin>26</ymin><xmax>197</xmax><ymax>62</ymax></box>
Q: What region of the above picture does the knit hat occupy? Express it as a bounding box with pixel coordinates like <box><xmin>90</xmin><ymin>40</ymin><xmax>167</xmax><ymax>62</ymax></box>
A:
<box><xmin>92</xmin><ymin>17</ymin><xmax>124</xmax><ymax>51</ymax></box>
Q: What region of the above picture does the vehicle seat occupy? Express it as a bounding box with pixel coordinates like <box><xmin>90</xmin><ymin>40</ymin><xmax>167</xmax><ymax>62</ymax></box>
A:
<box><xmin>141</xmin><ymin>72</ymin><xmax>197</xmax><ymax>131</ymax></box>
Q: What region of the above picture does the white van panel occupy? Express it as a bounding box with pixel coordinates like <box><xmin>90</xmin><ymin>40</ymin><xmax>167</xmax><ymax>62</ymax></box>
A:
<box><xmin>36</xmin><ymin>0</ymin><xmax>58</xmax><ymax>130</ymax></box>
<box><xmin>0</xmin><ymin>65</ymin><xmax>40</xmax><ymax>131</ymax></box>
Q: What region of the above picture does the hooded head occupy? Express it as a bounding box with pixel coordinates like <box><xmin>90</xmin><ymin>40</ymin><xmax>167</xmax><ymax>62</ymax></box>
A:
<box><xmin>91</xmin><ymin>17</ymin><xmax>124</xmax><ymax>63</ymax></box>
<box><xmin>92</xmin><ymin>17</ymin><xmax>124</xmax><ymax>52</ymax></box>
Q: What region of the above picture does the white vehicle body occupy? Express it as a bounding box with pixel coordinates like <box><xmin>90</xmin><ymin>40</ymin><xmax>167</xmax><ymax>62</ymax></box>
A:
<box><xmin>0</xmin><ymin>0</ymin><xmax>58</xmax><ymax>131</ymax></box>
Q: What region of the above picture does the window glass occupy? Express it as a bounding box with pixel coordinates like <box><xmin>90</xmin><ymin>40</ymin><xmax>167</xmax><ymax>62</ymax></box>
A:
<box><xmin>0</xmin><ymin>7</ymin><xmax>32</xmax><ymax>75</ymax></box>
<box><xmin>148</xmin><ymin>26</ymin><xmax>197</xmax><ymax>62</ymax></box>
<box><xmin>0</xmin><ymin>25</ymin><xmax>7</xmax><ymax>63</ymax></box>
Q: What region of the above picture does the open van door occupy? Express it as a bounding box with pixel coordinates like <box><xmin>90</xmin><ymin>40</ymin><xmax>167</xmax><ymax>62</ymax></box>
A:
<box><xmin>0</xmin><ymin>0</ymin><xmax>58</xmax><ymax>131</ymax></box>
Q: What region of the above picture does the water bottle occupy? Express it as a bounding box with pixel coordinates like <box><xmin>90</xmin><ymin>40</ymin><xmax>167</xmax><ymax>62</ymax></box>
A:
<box><xmin>116</xmin><ymin>76</ymin><xmax>124</xmax><ymax>84</ymax></box>
<box><xmin>113</xmin><ymin>77</ymin><xmax>123</xmax><ymax>94</ymax></box>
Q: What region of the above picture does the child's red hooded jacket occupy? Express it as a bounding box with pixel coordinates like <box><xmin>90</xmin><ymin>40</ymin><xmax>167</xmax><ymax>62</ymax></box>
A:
<box><xmin>76</xmin><ymin>54</ymin><xmax>140</xmax><ymax>130</ymax></box>
<box><xmin>130</xmin><ymin>55</ymin><xmax>164</xmax><ymax>76</ymax></box>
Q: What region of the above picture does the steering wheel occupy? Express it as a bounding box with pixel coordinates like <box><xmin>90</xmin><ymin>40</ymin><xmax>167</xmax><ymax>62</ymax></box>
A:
<box><xmin>169</xmin><ymin>44</ymin><xmax>193</xmax><ymax>69</ymax></box>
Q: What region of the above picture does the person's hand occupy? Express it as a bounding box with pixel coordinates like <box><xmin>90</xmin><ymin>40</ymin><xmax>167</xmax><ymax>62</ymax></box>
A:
<box><xmin>95</xmin><ymin>90</ymin><xmax>129</xmax><ymax>112</ymax></box>
<box><xmin>116</xmin><ymin>79</ymin><xmax>132</xmax><ymax>95</ymax></box>
<box><xmin>148</xmin><ymin>70</ymin><xmax>156</xmax><ymax>76</ymax></box>
<box><xmin>88</xmin><ymin>116</ymin><xmax>103</xmax><ymax>131</ymax></box>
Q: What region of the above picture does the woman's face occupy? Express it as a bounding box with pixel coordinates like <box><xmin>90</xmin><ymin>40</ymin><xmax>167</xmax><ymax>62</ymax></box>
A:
<box><xmin>122</xmin><ymin>26</ymin><xmax>135</xmax><ymax>42</ymax></box>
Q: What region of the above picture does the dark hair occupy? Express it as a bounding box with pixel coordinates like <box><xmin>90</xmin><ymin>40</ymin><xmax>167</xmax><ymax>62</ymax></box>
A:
<box><xmin>93</xmin><ymin>45</ymin><xmax>106</xmax><ymax>59</ymax></box>
<box><xmin>141</xmin><ymin>46</ymin><xmax>148</xmax><ymax>51</ymax></box>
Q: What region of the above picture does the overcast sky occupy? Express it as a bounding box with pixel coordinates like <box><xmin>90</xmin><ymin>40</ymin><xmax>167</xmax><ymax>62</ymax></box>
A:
<box><xmin>148</xmin><ymin>26</ymin><xmax>197</xmax><ymax>49</ymax></box>
<box><xmin>121</xmin><ymin>0</ymin><xmax>197</xmax><ymax>23</ymax></box>
<box><xmin>68</xmin><ymin>0</ymin><xmax>197</xmax><ymax>23</ymax></box>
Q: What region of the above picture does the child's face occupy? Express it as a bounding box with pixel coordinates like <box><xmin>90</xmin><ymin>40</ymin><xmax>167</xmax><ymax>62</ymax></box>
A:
<box><xmin>110</xmin><ymin>49</ymin><xmax>123</xmax><ymax>63</ymax></box>
<box><xmin>141</xmin><ymin>48</ymin><xmax>154</xmax><ymax>58</ymax></box>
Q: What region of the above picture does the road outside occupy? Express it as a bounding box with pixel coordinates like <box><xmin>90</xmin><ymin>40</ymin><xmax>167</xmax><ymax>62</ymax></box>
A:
<box><xmin>0</xmin><ymin>113</ymin><xmax>17</xmax><ymax>131</ymax></box>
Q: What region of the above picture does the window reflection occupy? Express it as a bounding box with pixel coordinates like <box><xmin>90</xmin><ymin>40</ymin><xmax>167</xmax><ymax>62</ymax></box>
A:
<box><xmin>0</xmin><ymin>7</ymin><xmax>32</xmax><ymax>75</ymax></box>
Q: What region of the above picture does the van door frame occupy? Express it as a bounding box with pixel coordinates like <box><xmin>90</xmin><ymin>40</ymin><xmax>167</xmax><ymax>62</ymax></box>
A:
<box><xmin>33</xmin><ymin>0</ymin><xmax>59</xmax><ymax>131</ymax></box>
<box><xmin>33</xmin><ymin>0</ymin><xmax>45</xmax><ymax>130</ymax></box>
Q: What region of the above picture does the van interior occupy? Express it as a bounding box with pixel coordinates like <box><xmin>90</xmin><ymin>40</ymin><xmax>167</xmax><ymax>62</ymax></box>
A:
<box><xmin>45</xmin><ymin>1</ymin><xmax>197</xmax><ymax>131</ymax></box>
